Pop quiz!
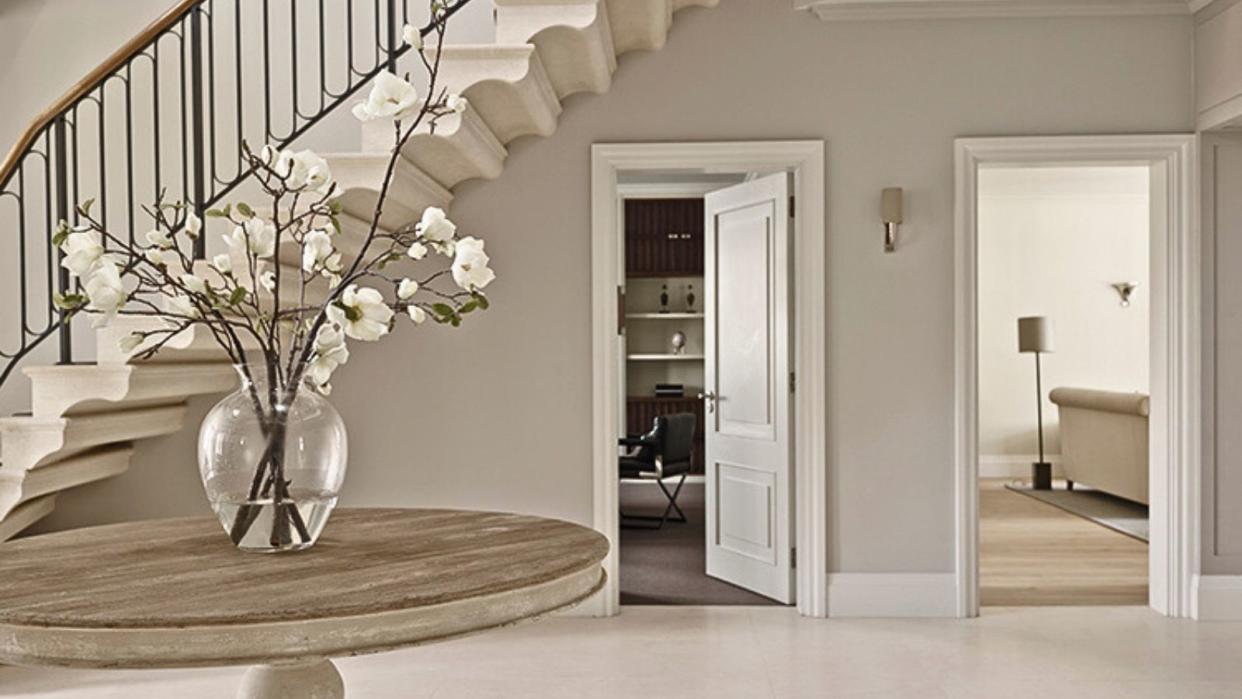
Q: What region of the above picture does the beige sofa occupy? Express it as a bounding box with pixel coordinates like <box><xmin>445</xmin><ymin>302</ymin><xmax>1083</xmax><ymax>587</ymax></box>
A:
<box><xmin>1048</xmin><ymin>388</ymin><xmax>1149</xmax><ymax>505</ymax></box>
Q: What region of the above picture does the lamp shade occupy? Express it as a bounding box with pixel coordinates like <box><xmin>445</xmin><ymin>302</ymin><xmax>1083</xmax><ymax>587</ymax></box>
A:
<box><xmin>1017</xmin><ymin>316</ymin><xmax>1054</xmax><ymax>354</ymax></box>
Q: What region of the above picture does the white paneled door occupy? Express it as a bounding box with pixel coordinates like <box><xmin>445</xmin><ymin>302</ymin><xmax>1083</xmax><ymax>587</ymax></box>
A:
<box><xmin>703</xmin><ymin>173</ymin><xmax>794</xmax><ymax>604</ymax></box>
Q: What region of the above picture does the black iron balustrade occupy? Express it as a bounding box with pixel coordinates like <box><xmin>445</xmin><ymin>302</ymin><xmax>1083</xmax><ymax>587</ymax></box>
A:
<box><xmin>0</xmin><ymin>0</ymin><xmax>473</xmax><ymax>394</ymax></box>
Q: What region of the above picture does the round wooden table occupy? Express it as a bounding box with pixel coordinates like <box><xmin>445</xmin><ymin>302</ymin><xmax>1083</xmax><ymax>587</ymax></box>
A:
<box><xmin>0</xmin><ymin>508</ymin><xmax>608</xmax><ymax>698</ymax></box>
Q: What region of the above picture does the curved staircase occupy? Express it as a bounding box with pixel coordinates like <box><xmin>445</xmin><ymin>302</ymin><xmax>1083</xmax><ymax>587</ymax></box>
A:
<box><xmin>0</xmin><ymin>0</ymin><xmax>718</xmax><ymax>540</ymax></box>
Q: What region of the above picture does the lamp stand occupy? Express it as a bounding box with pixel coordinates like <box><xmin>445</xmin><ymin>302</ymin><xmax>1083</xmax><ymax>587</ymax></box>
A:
<box><xmin>1032</xmin><ymin>350</ymin><xmax>1052</xmax><ymax>490</ymax></box>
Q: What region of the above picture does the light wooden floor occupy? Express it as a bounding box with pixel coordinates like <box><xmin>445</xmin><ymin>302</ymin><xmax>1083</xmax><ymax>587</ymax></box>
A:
<box><xmin>980</xmin><ymin>478</ymin><xmax>1148</xmax><ymax>607</ymax></box>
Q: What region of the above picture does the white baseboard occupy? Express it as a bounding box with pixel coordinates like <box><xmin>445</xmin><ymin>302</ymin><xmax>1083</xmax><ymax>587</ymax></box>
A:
<box><xmin>979</xmin><ymin>454</ymin><xmax>1063</xmax><ymax>479</ymax></box>
<box><xmin>1193</xmin><ymin>575</ymin><xmax>1242</xmax><ymax>620</ymax></box>
<box><xmin>827</xmin><ymin>573</ymin><xmax>957</xmax><ymax>618</ymax></box>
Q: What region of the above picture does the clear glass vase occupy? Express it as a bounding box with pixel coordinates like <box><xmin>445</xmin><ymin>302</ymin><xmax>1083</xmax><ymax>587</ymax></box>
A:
<box><xmin>198</xmin><ymin>365</ymin><xmax>348</xmax><ymax>552</ymax></box>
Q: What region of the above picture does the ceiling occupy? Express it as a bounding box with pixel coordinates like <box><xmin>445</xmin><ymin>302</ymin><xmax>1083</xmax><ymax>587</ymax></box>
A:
<box><xmin>796</xmin><ymin>0</ymin><xmax>1204</xmax><ymax>21</ymax></box>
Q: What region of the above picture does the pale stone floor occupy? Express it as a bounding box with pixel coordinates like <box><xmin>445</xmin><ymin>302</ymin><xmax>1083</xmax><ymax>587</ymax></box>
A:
<box><xmin>4</xmin><ymin>606</ymin><xmax>1242</xmax><ymax>698</ymax></box>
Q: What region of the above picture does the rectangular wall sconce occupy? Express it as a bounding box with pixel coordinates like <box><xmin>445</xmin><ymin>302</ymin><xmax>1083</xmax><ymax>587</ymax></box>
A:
<box><xmin>881</xmin><ymin>187</ymin><xmax>903</xmax><ymax>253</ymax></box>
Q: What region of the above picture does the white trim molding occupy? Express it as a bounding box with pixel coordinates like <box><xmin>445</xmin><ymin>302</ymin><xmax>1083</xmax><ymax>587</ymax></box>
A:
<box><xmin>590</xmin><ymin>141</ymin><xmax>828</xmax><ymax>618</ymax></box>
<box><xmin>796</xmin><ymin>0</ymin><xmax>1194</xmax><ymax>21</ymax></box>
<box><xmin>954</xmin><ymin>135</ymin><xmax>1199</xmax><ymax>619</ymax></box>
<box><xmin>826</xmin><ymin>574</ymin><xmax>957</xmax><ymax>618</ymax></box>
<box><xmin>1193</xmin><ymin>575</ymin><xmax>1242</xmax><ymax>619</ymax></box>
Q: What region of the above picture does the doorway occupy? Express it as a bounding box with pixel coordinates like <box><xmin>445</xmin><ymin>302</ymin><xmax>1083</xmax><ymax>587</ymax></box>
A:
<box><xmin>954</xmin><ymin>135</ymin><xmax>1199</xmax><ymax>618</ymax></box>
<box><xmin>590</xmin><ymin>142</ymin><xmax>827</xmax><ymax>618</ymax></box>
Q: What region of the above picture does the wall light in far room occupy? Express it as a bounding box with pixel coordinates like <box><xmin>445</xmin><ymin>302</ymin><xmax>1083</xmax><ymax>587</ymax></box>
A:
<box><xmin>881</xmin><ymin>187</ymin><xmax>903</xmax><ymax>253</ymax></box>
<box><xmin>1111</xmin><ymin>282</ymin><xmax>1138</xmax><ymax>307</ymax></box>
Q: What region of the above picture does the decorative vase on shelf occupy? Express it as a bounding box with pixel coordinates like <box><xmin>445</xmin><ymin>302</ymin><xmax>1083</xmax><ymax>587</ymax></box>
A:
<box><xmin>198</xmin><ymin>365</ymin><xmax>347</xmax><ymax>553</ymax></box>
<box><xmin>671</xmin><ymin>331</ymin><xmax>687</xmax><ymax>355</ymax></box>
<box><xmin>685</xmin><ymin>284</ymin><xmax>696</xmax><ymax>313</ymax></box>
<box><xmin>660</xmin><ymin>284</ymin><xmax>670</xmax><ymax>313</ymax></box>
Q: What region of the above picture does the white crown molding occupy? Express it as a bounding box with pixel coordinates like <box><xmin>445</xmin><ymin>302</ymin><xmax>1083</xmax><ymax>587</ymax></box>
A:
<box><xmin>796</xmin><ymin>0</ymin><xmax>1193</xmax><ymax>21</ymax></box>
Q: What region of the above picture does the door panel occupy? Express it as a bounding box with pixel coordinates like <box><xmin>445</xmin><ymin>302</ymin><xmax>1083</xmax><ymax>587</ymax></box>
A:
<box><xmin>704</xmin><ymin>173</ymin><xmax>794</xmax><ymax>604</ymax></box>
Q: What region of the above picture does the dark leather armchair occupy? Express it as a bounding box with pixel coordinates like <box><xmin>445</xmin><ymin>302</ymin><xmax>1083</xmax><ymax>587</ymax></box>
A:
<box><xmin>619</xmin><ymin>413</ymin><xmax>696</xmax><ymax>529</ymax></box>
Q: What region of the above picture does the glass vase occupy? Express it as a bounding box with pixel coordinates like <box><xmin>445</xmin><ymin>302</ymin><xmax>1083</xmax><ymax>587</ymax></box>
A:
<box><xmin>198</xmin><ymin>364</ymin><xmax>347</xmax><ymax>552</ymax></box>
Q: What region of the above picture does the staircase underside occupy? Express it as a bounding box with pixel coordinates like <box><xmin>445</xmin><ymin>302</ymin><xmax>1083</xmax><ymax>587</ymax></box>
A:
<box><xmin>0</xmin><ymin>0</ymin><xmax>719</xmax><ymax>540</ymax></box>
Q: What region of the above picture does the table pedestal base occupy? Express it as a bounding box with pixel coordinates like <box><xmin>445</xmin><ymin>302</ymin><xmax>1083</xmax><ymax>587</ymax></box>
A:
<box><xmin>238</xmin><ymin>659</ymin><xmax>344</xmax><ymax>699</ymax></box>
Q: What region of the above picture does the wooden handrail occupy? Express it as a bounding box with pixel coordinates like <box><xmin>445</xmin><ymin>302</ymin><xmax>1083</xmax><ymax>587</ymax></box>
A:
<box><xmin>0</xmin><ymin>0</ymin><xmax>202</xmax><ymax>189</ymax></box>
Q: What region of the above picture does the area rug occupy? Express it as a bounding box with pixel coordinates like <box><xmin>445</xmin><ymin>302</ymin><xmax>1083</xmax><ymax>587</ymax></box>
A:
<box><xmin>619</xmin><ymin>483</ymin><xmax>778</xmax><ymax>606</ymax></box>
<box><xmin>1005</xmin><ymin>483</ymin><xmax>1149</xmax><ymax>542</ymax></box>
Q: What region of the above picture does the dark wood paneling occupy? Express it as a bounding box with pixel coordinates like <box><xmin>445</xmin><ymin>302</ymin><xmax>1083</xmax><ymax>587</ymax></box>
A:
<box><xmin>626</xmin><ymin>396</ymin><xmax>705</xmax><ymax>475</ymax></box>
<box><xmin>625</xmin><ymin>198</ymin><xmax>704</xmax><ymax>277</ymax></box>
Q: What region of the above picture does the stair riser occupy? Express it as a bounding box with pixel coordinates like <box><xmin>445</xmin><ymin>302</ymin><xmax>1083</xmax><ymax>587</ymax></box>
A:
<box><xmin>496</xmin><ymin>3</ymin><xmax>617</xmax><ymax>98</ymax></box>
<box><xmin>0</xmin><ymin>445</ymin><xmax>133</xmax><ymax>516</ymax></box>
<box><xmin>0</xmin><ymin>405</ymin><xmax>187</xmax><ymax>473</ymax></box>
<box><xmin>608</xmin><ymin>0</ymin><xmax>673</xmax><ymax>54</ymax></box>
<box><xmin>363</xmin><ymin>108</ymin><xmax>508</xmax><ymax>190</ymax></box>
<box><xmin>328</xmin><ymin>156</ymin><xmax>453</xmax><ymax>230</ymax></box>
<box><xmin>0</xmin><ymin>495</ymin><xmax>55</xmax><ymax>542</ymax></box>
<box><xmin>432</xmin><ymin>47</ymin><xmax>563</xmax><ymax>145</ymax></box>
<box><xmin>27</xmin><ymin>365</ymin><xmax>236</xmax><ymax>419</ymax></box>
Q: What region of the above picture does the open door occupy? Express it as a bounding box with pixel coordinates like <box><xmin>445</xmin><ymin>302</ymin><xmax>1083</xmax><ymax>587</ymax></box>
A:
<box><xmin>703</xmin><ymin>173</ymin><xmax>794</xmax><ymax>604</ymax></box>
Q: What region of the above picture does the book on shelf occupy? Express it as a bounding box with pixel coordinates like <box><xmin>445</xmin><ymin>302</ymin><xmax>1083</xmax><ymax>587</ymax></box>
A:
<box><xmin>654</xmin><ymin>383</ymin><xmax>685</xmax><ymax>397</ymax></box>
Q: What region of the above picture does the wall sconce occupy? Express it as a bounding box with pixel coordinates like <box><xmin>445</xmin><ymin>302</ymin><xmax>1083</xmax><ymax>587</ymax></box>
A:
<box><xmin>1111</xmin><ymin>282</ymin><xmax>1138</xmax><ymax>307</ymax></box>
<box><xmin>881</xmin><ymin>187</ymin><xmax>903</xmax><ymax>253</ymax></box>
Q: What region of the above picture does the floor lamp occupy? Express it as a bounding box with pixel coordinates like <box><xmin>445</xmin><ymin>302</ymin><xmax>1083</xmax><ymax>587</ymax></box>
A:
<box><xmin>1018</xmin><ymin>316</ymin><xmax>1054</xmax><ymax>490</ymax></box>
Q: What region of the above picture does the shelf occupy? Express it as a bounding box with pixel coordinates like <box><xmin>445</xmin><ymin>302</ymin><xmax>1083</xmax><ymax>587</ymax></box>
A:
<box><xmin>627</xmin><ymin>354</ymin><xmax>705</xmax><ymax>361</ymax></box>
<box><xmin>625</xmin><ymin>312</ymin><xmax>704</xmax><ymax>320</ymax></box>
<box><xmin>628</xmin><ymin>395</ymin><xmax>702</xmax><ymax>403</ymax></box>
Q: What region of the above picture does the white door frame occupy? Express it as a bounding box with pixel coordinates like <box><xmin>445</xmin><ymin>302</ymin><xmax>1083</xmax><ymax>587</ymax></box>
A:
<box><xmin>590</xmin><ymin>141</ymin><xmax>828</xmax><ymax>618</ymax></box>
<box><xmin>954</xmin><ymin>135</ymin><xmax>1199</xmax><ymax>618</ymax></box>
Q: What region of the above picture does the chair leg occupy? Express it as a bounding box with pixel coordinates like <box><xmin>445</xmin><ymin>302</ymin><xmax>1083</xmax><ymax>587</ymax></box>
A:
<box><xmin>620</xmin><ymin>474</ymin><xmax>689</xmax><ymax>530</ymax></box>
<box><xmin>657</xmin><ymin>474</ymin><xmax>688</xmax><ymax>524</ymax></box>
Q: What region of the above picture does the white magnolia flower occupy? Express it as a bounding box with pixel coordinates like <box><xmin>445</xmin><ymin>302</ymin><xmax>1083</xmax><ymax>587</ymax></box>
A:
<box><xmin>225</xmin><ymin>217</ymin><xmax>277</xmax><ymax>259</ymax></box>
<box><xmin>117</xmin><ymin>332</ymin><xmax>145</xmax><ymax>354</ymax></box>
<box><xmin>84</xmin><ymin>262</ymin><xmax>126</xmax><ymax>326</ymax></box>
<box><xmin>397</xmin><ymin>278</ymin><xmax>419</xmax><ymax>300</ymax></box>
<box><xmin>307</xmin><ymin>323</ymin><xmax>350</xmax><ymax>391</ymax></box>
<box><xmin>145</xmin><ymin>228</ymin><xmax>173</xmax><ymax>249</ymax></box>
<box><xmin>61</xmin><ymin>229</ymin><xmax>105</xmax><ymax>277</ymax></box>
<box><xmin>407</xmin><ymin>305</ymin><xmax>427</xmax><ymax>325</ymax></box>
<box><xmin>327</xmin><ymin>285</ymin><xmax>393</xmax><ymax>341</ymax></box>
<box><xmin>402</xmin><ymin>23</ymin><xmax>423</xmax><ymax>50</ymax></box>
<box><xmin>446</xmin><ymin>94</ymin><xmax>468</xmax><ymax>114</ymax></box>
<box><xmin>451</xmin><ymin>236</ymin><xmax>496</xmax><ymax>291</ymax></box>
<box><xmin>407</xmin><ymin>241</ymin><xmax>428</xmax><ymax>260</ymax></box>
<box><xmin>417</xmin><ymin>207</ymin><xmax>456</xmax><ymax>243</ymax></box>
<box><xmin>276</xmin><ymin>149</ymin><xmax>334</xmax><ymax>195</ymax></box>
<box><xmin>303</xmin><ymin>229</ymin><xmax>341</xmax><ymax>273</ymax></box>
<box><xmin>164</xmin><ymin>294</ymin><xmax>198</xmax><ymax>319</ymax></box>
<box><xmin>260</xmin><ymin>269</ymin><xmax>277</xmax><ymax>293</ymax></box>
<box><xmin>179</xmin><ymin>274</ymin><xmax>207</xmax><ymax>294</ymax></box>
<box><xmin>351</xmin><ymin>71</ymin><xmax>419</xmax><ymax>122</ymax></box>
<box><xmin>180</xmin><ymin>212</ymin><xmax>202</xmax><ymax>238</ymax></box>
<box><xmin>144</xmin><ymin>248</ymin><xmax>171</xmax><ymax>266</ymax></box>
<box><xmin>211</xmin><ymin>253</ymin><xmax>233</xmax><ymax>275</ymax></box>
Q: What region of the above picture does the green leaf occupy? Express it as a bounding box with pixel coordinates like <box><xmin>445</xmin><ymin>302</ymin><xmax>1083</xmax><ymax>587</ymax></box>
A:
<box><xmin>431</xmin><ymin>303</ymin><xmax>455</xmax><ymax>318</ymax></box>
<box><xmin>472</xmin><ymin>293</ymin><xmax>489</xmax><ymax>310</ymax></box>
<box><xmin>329</xmin><ymin>214</ymin><xmax>342</xmax><ymax>236</ymax></box>
<box><xmin>237</xmin><ymin>202</ymin><xmax>255</xmax><ymax>218</ymax></box>
<box><xmin>205</xmin><ymin>208</ymin><xmax>228</xmax><ymax>218</ymax></box>
<box><xmin>459</xmin><ymin>300</ymin><xmax>478</xmax><ymax>314</ymax></box>
<box><xmin>52</xmin><ymin>220</ymin><xmax>72</xmax><ymax>247</ymax></box>
<box><xmin>228</xmin><ymin>287</ymin><xmax>248</xmax><ymax>306</ymax></box>
<box><xmin>52</xmin><ymin>292</ymin><xmax>87</xmax><ymax>310</ymax></box>
<box><xmin>77</xmin><ymin>198</ymin><xmax>95</xmax><ymax>217</ymax></box>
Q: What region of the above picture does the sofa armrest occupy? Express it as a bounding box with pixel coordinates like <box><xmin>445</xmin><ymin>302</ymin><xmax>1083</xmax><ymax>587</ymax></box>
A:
<box><xmin>1049</xmin><ymin>387</ymin><xmax>1150</xmax><ymax>417</ymax></box>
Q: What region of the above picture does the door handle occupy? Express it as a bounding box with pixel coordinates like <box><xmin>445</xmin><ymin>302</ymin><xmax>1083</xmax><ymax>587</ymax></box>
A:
<box><xmin>698</xmin><ymin>391</ymin><xmax>717</xmax><ymax>413</ymax></box>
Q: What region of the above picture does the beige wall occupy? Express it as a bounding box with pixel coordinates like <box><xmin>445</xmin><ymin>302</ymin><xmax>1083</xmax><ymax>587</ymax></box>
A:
<box><xmin>978</xmin><ymin>166</ymin><xmax>1151</xmax><ymax>468</ymax></box>
<box><xmin>1195</xmin><ymin>0</ymin><xmax>1242</xmax><ymax>130</ymax></box>
<box><xmin>10</xmin><ymin>3</ymin><xmax>1195</xmax><ymax>574</ymax></box>
<box><xmin>1202</xmin><ymin>132</ymin><xmax>1242</xmax><ymax>574</ymax></box>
